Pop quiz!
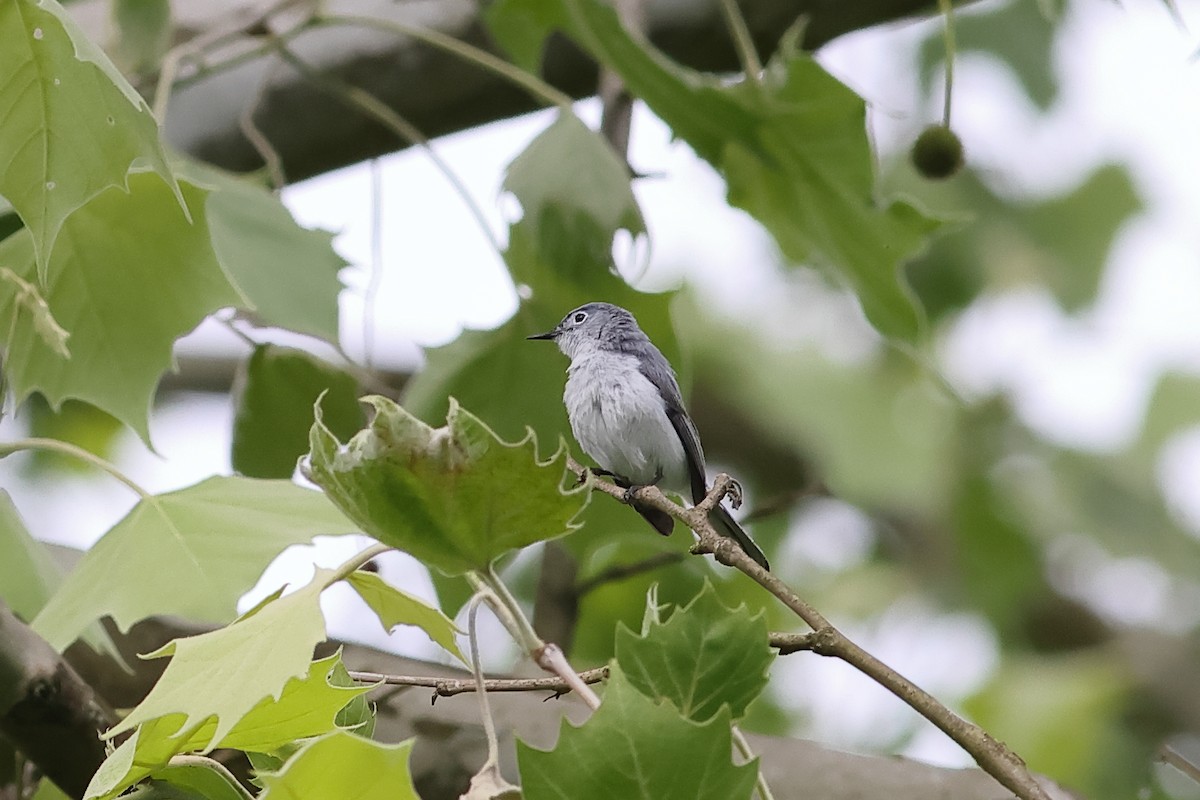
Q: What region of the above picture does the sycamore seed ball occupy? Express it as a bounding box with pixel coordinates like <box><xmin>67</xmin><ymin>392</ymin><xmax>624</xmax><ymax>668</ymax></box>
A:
<box><xmin>911</xmin><ymin>124</ymin><xmax>965</xmax><ymax>180</ymax></box>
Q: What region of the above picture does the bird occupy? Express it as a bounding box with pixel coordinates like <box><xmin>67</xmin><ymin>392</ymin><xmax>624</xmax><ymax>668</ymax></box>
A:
<box><xmin>527</xmin><ymin>301</ymin><xmax>770</xmax><ymax>570</ymax></box>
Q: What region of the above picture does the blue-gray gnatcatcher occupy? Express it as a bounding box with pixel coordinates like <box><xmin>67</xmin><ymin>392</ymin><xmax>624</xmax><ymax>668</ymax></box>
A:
<box><xmin>528</xmin><ymin>302</ymin><xmax>770</xmax><ymax>570</ymax></box>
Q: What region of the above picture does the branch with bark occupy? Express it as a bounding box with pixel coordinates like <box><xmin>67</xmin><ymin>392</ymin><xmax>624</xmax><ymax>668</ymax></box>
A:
<box><xmin>574</xmin><ymin>461</ymin><xmax>1058</xmax><ymax>800</ymax></box>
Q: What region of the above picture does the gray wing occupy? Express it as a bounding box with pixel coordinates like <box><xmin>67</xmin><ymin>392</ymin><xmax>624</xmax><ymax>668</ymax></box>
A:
<box><xmin>636</xmin><ymin>346</ymin><xmax>709</xmax><ymax>505</ymax></box>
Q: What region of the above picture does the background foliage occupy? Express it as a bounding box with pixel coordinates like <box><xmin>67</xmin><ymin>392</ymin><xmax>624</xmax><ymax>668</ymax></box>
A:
<box><xmin>1</xmin><ymin>0</ymin><xmax>1198</xmax><ymax>798</ymax></box>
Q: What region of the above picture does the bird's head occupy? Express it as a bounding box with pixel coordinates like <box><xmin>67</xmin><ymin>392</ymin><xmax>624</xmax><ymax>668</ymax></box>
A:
<box><xmin>526</xmin><ymin>302</ymin><xmax>637</xmax><ymax>359</ymax></box>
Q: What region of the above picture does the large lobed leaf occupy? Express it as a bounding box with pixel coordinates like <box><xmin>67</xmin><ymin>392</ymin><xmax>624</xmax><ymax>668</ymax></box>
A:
<box><xmin>86</xmin><ymin>653</ymin><xmax>369</xmax><ymax>799</ymax></box>
<box><xmin>347</xmin><ymin>569</ymin><xmax>463</xmax><ymax>659</ymax></box>
<box><xmin>0</xmin><ymin>0</ymin><xmax>181</xmax><ymax>273</ymax></box>
<box><xmin>487</xmin><ymin>0</ymin><xmax>940</xmax><ymax>342</ymax></box>
<box><xmin>615</xmin><ymin>581</ymin><xmax>774</xmax><ymax>722</ymax></box>
<box><xmin>257</xmin><ymin>732</ymin><xmax>420</xmax><ymax>800</ymax></box>
<box><xmin>305</xmin><ymin>396</ymin><xmax>587</xmax><ymax>576</ymax></box>
<box><xmin>32</xmin><ymin>476</ymin><xmax>356</xmax><ymax>651</ymax></box>
<box><xmin>517</xmin><ymin>666</ymin><xmax>758</xmax><ymax>800</ymax></box>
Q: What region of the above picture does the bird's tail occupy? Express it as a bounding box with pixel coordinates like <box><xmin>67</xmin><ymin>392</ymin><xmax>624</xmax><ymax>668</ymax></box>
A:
<box><xmin>710</xmin><ymin>504</ymin><xmax>770</xmax><ymax>571</ymax></box>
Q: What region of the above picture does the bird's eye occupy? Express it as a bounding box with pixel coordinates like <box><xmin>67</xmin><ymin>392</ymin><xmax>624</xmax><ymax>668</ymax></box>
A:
<box><xmin>572</xmin><ymin>312</ymin><xmax>587</xmax><ymax>324</ymax></box>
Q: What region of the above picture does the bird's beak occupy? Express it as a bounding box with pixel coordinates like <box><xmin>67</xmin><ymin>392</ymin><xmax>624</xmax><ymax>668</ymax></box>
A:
<box><xmin>526</xmin><ymin>329</ymin><xmax>558</xmax><ymax>341</ymax></box>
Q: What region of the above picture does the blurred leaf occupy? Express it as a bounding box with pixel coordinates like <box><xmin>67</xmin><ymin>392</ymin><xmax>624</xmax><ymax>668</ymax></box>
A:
<box><xmin>258</xmin><ymin>733</ymin><xmax>419</xmax><ymax>800</ymax></box>
<box><xmin>904</xmin><ymin>164</ymin><xmax>1141</xmax><ymax>319</ymax></box>
<box><xmin>0</xmin><ymin>491</ymin><xmax>66</xmax><ymax>621</ymax></box>
<box><xmin>25</xmin><ymin>397</ymin><xmax>124</xmax><ymax>473</ymax></box>
<box><xmin>87</xmin><ymin>652</ymin><xmax>367</xmax><ymax>800</ymax></box>
<box><xmin>964</xmin><ymin>653</ymin><xmax>1128</xmax><ymax>797</ymax></box>
<box><xmin>1128</xmin><ymin>372</ymin><xmax>1200</xmax><ymax>475</ymax></box>
<box><xmin>517</xmin><ymin>666</ymin><xmax>757</xmax><ymax>799</ymax></box>
<box><xmin>330</xmin><ymin>656</ymin><xmax>375</xmax><ymax>738</ymax></box>
<box><xmin>33</xmin><ymin>477</ymin><xmax>355</xmax><ymax>651</ymax></box>
<box><xmin>919</xmin><ymin>0</ymin><xmax>1060</xmax><ymax>110</ymax></box>
<box><xmin>179</xmin><ymin>160</ymin><xmax>346</xmax><ymax>343</ymax></box>
<box><xmin>0</xmin><ymin>490</ymin><xmax>122</xmax><ymax>661</ymax></box>
<box><xmin>0</xmin><ymin>195</ymin><xmax>22</xmax><ymax>243</ymax></box>
<box><xmin>111</xmin><ymin>0</ymin><xmax>171</xmax><ymax>74</ymax></box>
<box><xmin>680</xmin><ymin>303</ymin><xmax>958</xmax><ymax>514</ymax></box>
<box><xmin>0</xmin><ymin>0</ymin><xmax>181</xmax><ymax>274</ymax></box>
<box><xmin>0</xmin><ymin>176</ymin><xmax>239</xmax><ymax>443</ymax></box>
<box><xmin>305</xmin><ymin>396</ymin><xmax>587</xmax><ymax>576</ymax></box>
<box><xmin>345</xmin><ymin>569</ymin><xmax>463</xmax><ymax>660</ymax></box>
<box><xmin>488</xmin><ymin>0</ymin><xmax>939</xmax><ymax>342</ymax></box>
<box><xmin>614</xmin><ymin>581</ymin><xmax>773</xmax><ymax>722</ymax></box>
<box><xmin>147</xmin><ymin>762</ymin><xmax>245</xmax><ymax>800</ymax></box>
<box><xmin>32</xmin><ymin>780</ymin><xmax>70</xmax><ymax>800</ymax></box>
<box><xmin>504</xmin><ymin>111</ymin><xmax>644</xmax><ymax>270</ymax></box>
<box><xmin>232</xmin><ymin>345</ymin><xmax>363</xmax><ymax>479</ymax></box>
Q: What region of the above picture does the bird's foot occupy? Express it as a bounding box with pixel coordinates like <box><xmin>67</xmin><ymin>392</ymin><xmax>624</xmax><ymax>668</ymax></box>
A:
<box><xmin>577</xmin><ymin>466</ymin><xmax>618</xmax><ymax>486</ymax></box>
<box><xmin>726</xmin><ymin>477</ymin><xmax>744</xmax><ymax>510</ymax></box>
<box><xmin>621</xmin><ymin>468</ymin><xmax>664</xmax><ymax>505</ymax></box>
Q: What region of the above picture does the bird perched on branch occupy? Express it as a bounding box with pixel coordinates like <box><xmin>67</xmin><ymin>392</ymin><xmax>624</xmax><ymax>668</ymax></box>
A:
<box><xmin>528</xmin><ymin>302</ymin><xmax>770</xmax><ymax>570</ymax></box>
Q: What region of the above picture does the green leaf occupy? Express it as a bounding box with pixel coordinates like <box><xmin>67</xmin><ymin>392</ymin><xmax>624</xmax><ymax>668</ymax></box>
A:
<box><xmin>31</xmin><ymin>780</ymin><xmax>71</xmax><ymax>800</ymax></box>
<box><xmin>258</xmin><ymin>732</ymin><xmax>420</xmax><ymax>800</ymax></box>
<box><xmin>232</xmin><ymin>345</ymin><xmax>363</xmax><ymax>479</ymax></box>
<box><xmin>0</xmin><ymin>491</ymin><xmax>64</xmax><ymax>621</ymax></box>
<box><xmin>488</xmin><ymin>0</ymin><xmax>938</xmax><ymax>341</ymax></box>
<box><xmin>517</xmin><ymin>666</ymin><xmax>758</xmax><ymax>800</ymax></box>
<box><xmin>0</xmin><ymin>490</ymin><xmax>121</xmax><ymax>660</ymax></box>
<box><xmin>179</xmin><ymin>160</ymin><xmax>346</xmax><ymax>342</ymax></box>
<box><xmin>148</xmin><ymin>763</ymin><xmax>246</xmax><ymax>800</ymax></box>
<box><xmin>86</xmin><ymin>652</ymin><xmax>369</xmax><ymax>799</ymax></box>
<box><xmin>32</xmin><ymin>476</ymin><xmax>355</xmax><ymax>651</ymax></box>
<box><xmin>111</xmin><ymin>0</ymin><xmax>172</xmax><ymax>75</ymax></box>
<box><xmin>0</xmin><ymin>175</ymin><xmax>241</xmax><ymax>442</ymax></box>
<box><xmin>103</xmin><ymin>570</ymin><xmax>334</xmax><ymax>746</ymax></box>
<box><xmin>504</xmin><ymin>111</ymin><xmax>644</xmax><ymax>268</ymax></box>
<box><xmin>0</xmin><ymin>0</ymin><xmax>181</xmax><ymax>273</ymax></box>
<box><xmin>614</xmin><ymin>581</ymin><xmax>773</xmax><ymax>722</ymax></box>
<box><xmin>304</xmin><ymin>396</ymin><xmax>587</xmax><ymax>576</ymax></box>
<box><xmin>346</xmin><ymin>569</ymin><xmax>463</xmax><ymax>660</ymax></box>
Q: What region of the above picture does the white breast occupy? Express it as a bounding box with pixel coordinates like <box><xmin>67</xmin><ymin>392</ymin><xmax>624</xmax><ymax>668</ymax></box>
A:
<box><xmin>564</xmin><ymin>351</ymin><xmax>688</xmax><ymax>493</ymax></box>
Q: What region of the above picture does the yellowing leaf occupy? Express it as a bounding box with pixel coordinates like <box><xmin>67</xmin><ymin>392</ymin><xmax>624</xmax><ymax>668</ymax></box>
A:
<box><xmin>258</xmin><ymin>732</ymin><xmax>420</xmax><ymax>800</ymax></box>
<box><xmin>33</xmin><ymin>477</ymin><xmax>356</xmax><ymax>651</ymax></box>
<box><xmin>346</xmin><ymin>570</ymin><xmax>463</xmax><ymax>660</ymax></box>
<box><xmin>85</xmin><ymin>653</ymin><xmax>369</xmax><ymax>800</ymax></box>
<box><xmin>304</xmin><ymin>396</ymin><xmax>587</xmax><ymax>576</ymax></box>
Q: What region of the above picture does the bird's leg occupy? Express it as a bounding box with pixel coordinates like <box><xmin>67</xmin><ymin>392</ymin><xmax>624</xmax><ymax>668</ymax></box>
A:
<box><xmin>621</xmin><ymin>467</ymin><xmax>664</xmax><ymax>505</ymax></box>
<box><xmin>577</xmin><ymin>466</ymin><xmax>619</xmax><ymax>486</ymax></box>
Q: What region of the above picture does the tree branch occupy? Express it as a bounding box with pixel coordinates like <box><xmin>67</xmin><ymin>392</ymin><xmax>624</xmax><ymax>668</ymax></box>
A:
<box><xmin>0</xmin><ymin>603</ymin><xmax>115</xmax><ymax>800</ymax></box>
<box><xmin>575</xmin><ymin>463</ymin><xmax>1053</xmax><ymax>800</ymax></box>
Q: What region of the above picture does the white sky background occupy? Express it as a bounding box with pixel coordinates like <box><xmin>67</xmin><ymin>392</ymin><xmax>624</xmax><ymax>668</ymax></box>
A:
<box><xmin>3</xmin><ymin>0</ymin><xmax>1200</xmax><ymax>768</ymax></box>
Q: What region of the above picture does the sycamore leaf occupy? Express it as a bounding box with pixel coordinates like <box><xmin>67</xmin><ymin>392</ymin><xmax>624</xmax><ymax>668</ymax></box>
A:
<box><xmin>615</xmin><ymin>581</ymin><xmax>774</xmax><ymax>722</ymax></box>
<box><xmin>487</xmin><ymin>0</ymin><xmax>938</xmax><ymax>342</ymax></box>
<box><xmin>517</xmin><ymin>666</ymin><xmax>758</xmax><ymax>800</ymax></box>
<box><xmin>144</xmin><ymin>763</ymin><xmax>245</xmax><ymax>800</ymax></box>
<box><xmin>346</xmin><ymin>570</ymin><xmax>463</xmax><ymax>660</ymax></box>
<box><xmin>0</xmin><ymin>490</ymin><xmax>121</xmax><ymax>661</ymax></box>
<box><xmin>33</xmin><ymin>476</ymin><xmax>356</xmax><ymax>651</ymax></box>
<box><xmin>178</xmin><ymin>160</ymin><xmax>346</xmax><ymax>343</ymax></box>
<box><xmin>258</xmin><ymin>732</ymin><xmax>420</xmax><ymax>800</ymax></box>
<box><xmin>0</xmin><ymin>175</ymin><xmax>240</xmax><ymax>443</ymax></box>
<box><xmin>103</xmin><ymin>568</ymin><xmax>336</xmax><ymax>746</ymax></box>
<box><xmin>0</xmin><ymin>0</ymin><xmax>181</xmax><ymax>274</ymax></box>
<box><xmin>304</xmin><ymin>396</ymin><xmax>587</xmax><ymax>576</ymax></box>
<box><xmin>86</xmin><ymin>653</ymin><xmax>369</xmax><ymax>800</ymax></box>
<box><xmin>231</xmin><ymin>345</ymin><xmax>363</xmax><ymax>479</ymax></box>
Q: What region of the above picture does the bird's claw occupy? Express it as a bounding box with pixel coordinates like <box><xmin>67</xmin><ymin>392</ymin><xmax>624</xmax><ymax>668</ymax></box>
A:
<box><xmin>726</xmin><ymin>477</ymin><xmax>744</xmax><ymax>510</ymax></box>
<box><xmin>577</xmin><ymin>466</ymin><xmax>617</xmax><ymax>486</ymax></box>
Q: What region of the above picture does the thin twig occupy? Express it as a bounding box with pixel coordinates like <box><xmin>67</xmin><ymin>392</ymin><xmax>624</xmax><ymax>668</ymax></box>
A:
<box><xmin>769</xmin><ymin>631</ymin><xmax>821</xmax><ymax>655</ymax></box>
<box><xmin>273</xmin><ymin>44</ymin><xmax>505</xmax><ymax>262</ymax></box>
<box><xmin>238</xmin><ymin>59</ymin><xmax>287</xmax><ymax>189</ymax></box>
<box><xmin>576</xmin><ymin>462</ymin><xmax>1051</xmax><ymax>800</ymax></box>
<box><xmin>364</xmin><ymin>157</ymin><xmax>384</xmax><ymax>370</ymax></box>
<box><xmin>0</xmin><ymin>439</ymin><xmax>151</xmax><ymax>500</ymax></box>
<box><xmin>467</xmin><ymin>595</ymin><xmax>502</xmax><ymax>767</ymax></box>
<box><xmin>535</xmin><ymin>643</ymin><xmax>601</xmax><ymax>710</ymax></box>
<box><xmin>347</xmin><ymin>666</ymin><xmax>610</xmax><ymax>701</ymax></box>
<box><xmin>719</xmin><ymin>0</ymin><xmax>763</xmax><ymax>81</ymax></box>
<box><xmin>575</xmin><ymin>552</ymin><xmax>686</xmax><ymax>597</ymax></box>
<box><xmin>732</xmin><ymin>726</ymin><xmax>775</xmax><ymax>800</ymax></box>
<box><xmin>936</xmin><ymin>0</ymin><xmax>957</xmax><ymax>126</ymax></box>
<box><xmin>1160</xmin><ymin>744</ymin><xmax>1200</xmax><ymax>785</ymax></box>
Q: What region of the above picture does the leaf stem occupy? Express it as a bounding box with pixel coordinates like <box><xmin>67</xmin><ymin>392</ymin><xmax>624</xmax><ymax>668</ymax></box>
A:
<box><xmin>167</xmin><ymin>755</ymin><xmax>254</xmax><ymax>800</ymax></box>
<box><xmin>328</xmin><ymin>541</ymin><xmax>393</xmax><ymax>585</ymax></box>
<box><xmin>313</xmin><ymin>14</ymin><xmax>573</xmax><ymax>109</ymax></box>
<box><xmin>467</xmin><ymin>593</ymin><xmax>503</xmax><ymax>768</ymax></box>
<box><xmin>937</xmin><ymin>0</ymin><xmax>956</xmax><ymax>126</ymax></box>
<box><xmin>732</xmin><ymin>726</ymin><xmax>774</xmax><ymax>800</ymax></box>
<box><xmin>719</xmin><ymin>0</ymin><xmax>763</xmax><ymax>82</ymax></box>
<box><xmin>0</xmin><ymin>438</ymin><xmax>151</xmax><ymax>500</ymax></box>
